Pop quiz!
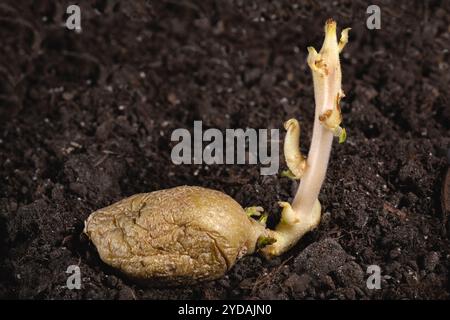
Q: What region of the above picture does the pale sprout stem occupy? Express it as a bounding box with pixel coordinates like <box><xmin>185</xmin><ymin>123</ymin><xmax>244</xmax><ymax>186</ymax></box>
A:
<box><xmin>261</xmin><ymin>19</ymin><xmax>349</xmax><ymax>258</ymax></box>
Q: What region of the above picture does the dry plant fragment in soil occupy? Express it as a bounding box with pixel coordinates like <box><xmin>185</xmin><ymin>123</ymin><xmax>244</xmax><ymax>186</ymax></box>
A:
<box><xmin>84</xmin><ymin>19</ymin><xmax>350</xmax><ymax>284</ymax></box>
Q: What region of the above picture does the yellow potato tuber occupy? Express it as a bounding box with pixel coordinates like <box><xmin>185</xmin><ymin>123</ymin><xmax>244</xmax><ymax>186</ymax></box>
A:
<box><xmin>84</xmin><ymin>186</ymin><xmax>270</xmax><ymax>284</ymax></box>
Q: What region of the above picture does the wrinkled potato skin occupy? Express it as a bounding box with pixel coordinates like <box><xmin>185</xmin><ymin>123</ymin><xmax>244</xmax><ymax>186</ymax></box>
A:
<box><xmin>84</xmin><ymin>186</ymin><xmax>264</xmax><ymax>284</ymax></box>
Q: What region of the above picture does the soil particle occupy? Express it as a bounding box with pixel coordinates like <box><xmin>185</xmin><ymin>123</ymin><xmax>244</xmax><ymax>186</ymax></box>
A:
<box><xmin>332</xmin><ymin>261</ymin><xmax>364</xmax><ymax>287</ymax></box>
<box><xmin>284</xmin><ymin>273</ymin><xmax>312</xmax><ymax>294</ymax></box>
<box><xmin>422</xmin><ymin>252</ymin><xmax>440</xmax><ymax>272</ymax></box>
<box><xmin>293</xmin><ymin>238</ymin><xmax>350</xmax><ymax>278</ymax></box>
<box><xmin>117</xmin><ymin>287</ymin><xmax>136</xmax><ymax>300</ymax></box>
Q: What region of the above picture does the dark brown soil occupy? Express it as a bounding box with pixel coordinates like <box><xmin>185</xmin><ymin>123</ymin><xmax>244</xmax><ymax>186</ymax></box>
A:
<box><xmin>1</xmin><ymin>0</ymin><xmax>449</xmax><ymax>300</ymax></box>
